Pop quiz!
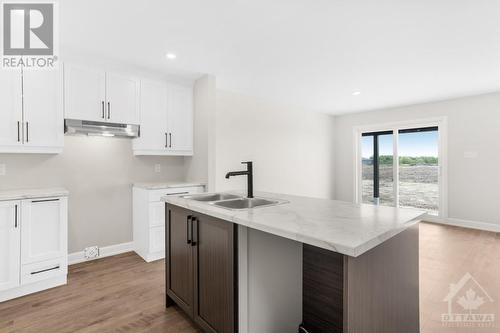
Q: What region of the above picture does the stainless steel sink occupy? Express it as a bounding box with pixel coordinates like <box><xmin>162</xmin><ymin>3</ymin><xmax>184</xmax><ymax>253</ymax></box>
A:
<box><xmin>183</xmin><ymin>193</ymin><xmax>241</xmax><ymax>202</ymax></box>
<box><xmin>213</xmin><ymin>198</ymin><xmax>280</xmax><ymax>210</ymax></box>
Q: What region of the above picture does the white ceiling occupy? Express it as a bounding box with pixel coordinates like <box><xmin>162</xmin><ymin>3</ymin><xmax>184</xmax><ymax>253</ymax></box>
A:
<box><xmin>60</xmin><ymin>0</ymin><xmax>500</xmax><ymax>114</ymax></box>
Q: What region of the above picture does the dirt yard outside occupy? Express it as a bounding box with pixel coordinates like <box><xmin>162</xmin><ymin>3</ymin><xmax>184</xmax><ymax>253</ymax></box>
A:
<box><xmin>362</xmin><ymin>164</ymin><xmax>439</xmax><ymax>213</ymax></box>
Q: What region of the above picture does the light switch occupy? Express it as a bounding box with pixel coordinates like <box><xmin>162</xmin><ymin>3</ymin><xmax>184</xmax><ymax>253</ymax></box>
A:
<box><xmin>154</xmin><ymin>164</ymin><xmax>161</xmax><ymax>173</ymax></box>
<box><xmin>464</xmin><ymin>151</ymin><xmax>478</xmax><ymax>159</ymax></box>
<box><xmin>0</xmin><ymin>164</ymin><xmax>5</xmax><ymax>176</ymax></box>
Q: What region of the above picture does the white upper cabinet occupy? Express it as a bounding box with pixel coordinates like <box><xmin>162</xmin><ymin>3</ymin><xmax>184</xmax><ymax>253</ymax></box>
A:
<box><xmin>133</xmin><ymin>79</ymin><xmax>168</xmax><ymax>152</ymax></box>
<box><xmin>105</xmin><ymin>73</ymin><xmax>140</xmax><ymax>125</ymax></box>
<box><xmin>167</xmin><ymin>84</ymin><xmax>193</xmax><ymax>154</ymax></box>
<box><xmin>0</xmin><ymin>70</ymin><xmax>22</xmax><ymax>148</ymax></box>
<box><xmin>23</xmin><ymin>69</ymin><xmax>64</xmax><ymax>150</ymax></box>
<box><xmin>0</xmin><ymin>69</ymin><xmax>63</xmax><ymax>154</ymax></box>
<box><xmin>133</xmin><ymin>80</ymin><xmax>193</xmax><ymax>156</ymax></box>
<box><xmin>63</xmin><ymin>63</ymin><xmax>139</xmax><ymax>125</ymax></box>
<box><xmin>63</xmin><ymin>63</ymin><xmax>106</xmax><ymax>122</ymax></box>
<box><xmin>0</xmin><ymin>201</ymin><xmax>20</xmax><ymax>292</ymax></box>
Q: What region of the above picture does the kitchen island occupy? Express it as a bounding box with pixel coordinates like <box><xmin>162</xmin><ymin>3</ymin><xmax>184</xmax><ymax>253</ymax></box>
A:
<box><xmin>162</xmin><ymin>192</ymin><xmax>425</xmax><ymax>333</ymax></box>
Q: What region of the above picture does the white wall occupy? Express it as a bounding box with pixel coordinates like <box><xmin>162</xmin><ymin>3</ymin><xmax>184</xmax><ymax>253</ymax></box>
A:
<box><xmin>0</xmin><ymin>136</ymin><xmax>185</xmax><ymax>253</ymax></box>
<box><xmin>334</xmin><ymin>92</ymin><xmax>500</xmax><ymax>228</ymax></box>
<box><xmin>213</xmin><ymin>90</ymin><xmax>335</xmax><ymax>333</ymax></box>
<box><xmin>215</xmin><ymin>90</ymin><xmax>335</xmax><ymax>198</ymax></box>
<box><xmin>184</xmin><ymin>75</ymin><xmax>217</xmax><ymax>190</ymax></box>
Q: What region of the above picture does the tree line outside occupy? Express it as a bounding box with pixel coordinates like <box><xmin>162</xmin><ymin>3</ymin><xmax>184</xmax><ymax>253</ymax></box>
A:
<box><xmin>363</xmin><ymin>155</ymin><xmax>438</xmax><ymax>166</ymax></box>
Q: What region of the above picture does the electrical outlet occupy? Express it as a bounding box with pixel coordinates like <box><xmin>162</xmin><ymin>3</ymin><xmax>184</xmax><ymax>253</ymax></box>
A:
<box><xmin>155</xmin><ymin>164</ymin><xmax>161</xmax><ymax>173</ymax></box>
<box><xmin>0</xmin><ymin>164</ymin><xmax>5</xmax><ymax>176</ymax></box>
<box><xmin>84</xmin><ymin>246</ymin><xmax>100</xmax><ymax>259</ymax></box>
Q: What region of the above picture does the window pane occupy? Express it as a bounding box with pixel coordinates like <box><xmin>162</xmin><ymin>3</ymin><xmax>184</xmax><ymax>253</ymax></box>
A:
<box><xmin>361</xmin><ymin>133</ymin><xmax>394</xmax><ymax>206</ymax></box>
<box><xmin>398</xmin><ymin>129</ymin><xmax>439</xmax><ymax>214</ymax></box>
<box><xmin>362</xmin><ymin>136</ymin><xmax>374</xmax><ymax>204</ymax></box>
<box><xmin>378</xmin><ymin>133</ymin><xmax>394</xmax><ymax>206</ymax></box>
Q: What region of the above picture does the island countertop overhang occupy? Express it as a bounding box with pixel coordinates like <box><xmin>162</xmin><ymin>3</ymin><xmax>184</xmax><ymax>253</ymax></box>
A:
<box><xmin>162</xmin><ymin>191</ymin><xmax>425</xmax><ymax>257</ymax></box>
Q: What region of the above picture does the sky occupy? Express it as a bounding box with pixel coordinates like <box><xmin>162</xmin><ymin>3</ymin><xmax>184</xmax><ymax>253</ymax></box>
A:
<box><xmin>362</xmin><ymin>130</ymin><xmax>438</xmax><ymax>158</ymax></box>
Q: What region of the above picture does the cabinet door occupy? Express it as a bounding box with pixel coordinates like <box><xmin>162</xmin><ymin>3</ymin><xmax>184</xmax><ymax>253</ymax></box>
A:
<box><xmin>133</xmin><ymin>80</ymin><xmax>168</xmax><ymax>152</ymax></box>
<box><xmin>23</xmin><ymin>68</ymin><xmax>64</xmax><ymax>149</ymax></box>
<box><xmin>166</xmin><ymin>205</ymin><xmax>194</xmax><ymax>317</ymax></box>
<box><xmin>0</xmin><ymin>70</ymin><xmax>23</xmax><ymax>148</ymax></box>
<box><xmin>105</xmin><ymin>72</ymin><xmax>140</xmax><ymax>125</ymax></box>
<box><xmin>64</xmin><ymin>63</ymin><xmax>106</xmax><ymax>122</ymax></box>
<box><xmin>0</xmin><ymin>201</ymin><xmax>20</xmax><ymax>291</ymax></box>
<box><xmin>21</xmin><ymin>197</ymin><xmax>67</xmax><ymax>265</ymax></box>
<box><xmin>167</xmin><ymin>84</ymin><xmax>193</xmax><ymax>153</ymax></box>
<box><xmin>194</xmin><ymin>214</ymin><xmax>236</xmax><ymax>333</ymax></box>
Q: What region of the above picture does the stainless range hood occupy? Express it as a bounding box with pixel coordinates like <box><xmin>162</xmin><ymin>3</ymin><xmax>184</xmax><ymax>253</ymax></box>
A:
<box><xmin>64</xmin><ymin>119</ymin><xmax>140</xmax><ymax>138</ymax></box>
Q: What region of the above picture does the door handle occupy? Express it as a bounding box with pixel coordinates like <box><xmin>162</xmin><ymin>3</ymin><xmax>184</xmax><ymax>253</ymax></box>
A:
<box><xmin>169</xmin><ymin>133</ymin><xmax>172</xmax><ymax>148</ymax></box>
<box><xmin>14</xmin><ymin>204</ymin><xmax>18</xmax><ymax>228</ymax></box>
<box><xmin>187</xmin><ymin>215</ymin><xmax>192</xmax><ymax>244</ymax></box>
<box><xmin>17</xmin><ymin>121</ymin><xmax>20</xmax><ymax>142</ymax></box>
<box><xmin>25</xmin><ymin>122</ymin><xmax>29</xmax><ymax>142</ymax></box>
<box><xmin>102</xmin><ymin>101</ymin><xmax>105</xmax><ymax>119</ymax></box>
<box><xmin>165</xmin><ymin>133</ymin><xmax>168</xmax><ymax>148</ymax></box>
<box><xmin>191</xmin><ymin>217</ymin><xmax>198</xmax><ymax>246</ymax></box>
<box><xmin>107</xmin><ymin>102</ymin><xmax>111</xmax><ymax>119</ymax></box>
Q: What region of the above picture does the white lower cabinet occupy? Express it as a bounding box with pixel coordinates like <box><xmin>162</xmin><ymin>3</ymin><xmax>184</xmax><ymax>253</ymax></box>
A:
<box><xmin>133</xmin><ymin>185</ymin><xmax>205</xmax><ymax>262</ymax></box>
<box><xmin>0</xmin><ymin>197</ymin><xmax>68</xmax><ymax>303</ymax></box>
<box><xmin>0</xmin><ymin>201</ymin><xmax>21</xmax><ymax>292</ymax></box>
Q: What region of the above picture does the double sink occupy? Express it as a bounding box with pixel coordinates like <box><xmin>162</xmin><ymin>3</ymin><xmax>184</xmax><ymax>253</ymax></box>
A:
<box><xmin>182</xmin><ymin>193</ymin><xmax>284</xmax><ymax>210</ymax></box>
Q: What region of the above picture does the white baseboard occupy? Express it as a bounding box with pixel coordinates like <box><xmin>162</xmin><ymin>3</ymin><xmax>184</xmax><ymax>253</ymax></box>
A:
<box><xmin>424</xmin><ymin>215</ymin><xmax>500</xmax><ymax>233</ymax></box>
<box><xmin>68</xmin><ymin>242</ymin><xmax>134</xmax><ymax>265</ymax></box>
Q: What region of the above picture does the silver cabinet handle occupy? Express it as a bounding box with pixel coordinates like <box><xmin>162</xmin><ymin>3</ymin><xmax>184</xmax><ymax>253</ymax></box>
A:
<box><xmin>17</xmin><ymin>121</ymin><xmax>20</xmax><ymax>142</ymax></box>
<box><xmin>26</xmin><ymin>122</ymin><xmax>29</xmax><ymax>142</ymax></box>
<box><xmin>165</xmin><ymin>133</ymin><xmax>168</xmax><ymax>148</ymax></box>
<box><xmin>14</xmin><ymin>204</ymin><xmax>18</xmax><ymax>228</ymax></box>
<box><xmin>31</xmin><ymin>266</ymin><xmax>60</xmax><ymax>275</ymax></box>
<box><xmin>32</xmin><ymin>198</ymin><xmax>60</xmax><ymax>203</ymax></box>
<box><xmin>102</xmin><ymin>101</ymin><xmax>105</xmax><ymax>119</ymax></box>
<box><xmin>169</xmin><ymin>133</ymin><xmax>172</xmax><ymax>148</ymax></box>
<box><xmin>107</xmin><ymin>102</ymin><xmax>110</xmax><ymax>119</ymax></box>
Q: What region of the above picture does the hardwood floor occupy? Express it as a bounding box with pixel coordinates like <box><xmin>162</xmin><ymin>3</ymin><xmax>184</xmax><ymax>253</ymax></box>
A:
<box><xmin>419</xmin><ymin>222</ymin><xmax>499</xmax><ymax>333</ymax></box>
<box><xmin>0</xmin><ymin>253</ymin><xmax>200</xmax><ymax>333</ymax></box>
<box><xmin>0</xmin><ymin>222</ymin><xmax>498</xmax><ymax>333</ymax></box>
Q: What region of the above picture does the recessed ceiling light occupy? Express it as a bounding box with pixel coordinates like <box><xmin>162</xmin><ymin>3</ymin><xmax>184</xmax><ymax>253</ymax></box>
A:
<box><xmin>352</xmin><ymin>91</ymin><xmax>361</xmax><ymax>96</ymax></box>
<box><xmin>166</xmin><ymin>53</ymin><xmax>177</xmax><ymax>60</ymax></box>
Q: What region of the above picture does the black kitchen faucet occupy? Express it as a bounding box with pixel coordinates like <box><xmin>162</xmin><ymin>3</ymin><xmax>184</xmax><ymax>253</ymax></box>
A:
<box><xmin>225</xmin><ymin>161</ymin><xmax>253</xmax><ymax>198</ymax></box>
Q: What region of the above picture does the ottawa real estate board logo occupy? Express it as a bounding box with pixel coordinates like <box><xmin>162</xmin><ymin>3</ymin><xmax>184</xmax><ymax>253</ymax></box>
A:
<box><xmin>1</xmin><ymin>1</ymin><xmax>58</xmax><ymax>69</ymax></box>
<box><xmin>442</xmin><ymin>272</ymin><xmax>495</xmax><ymax>328</ymax></box>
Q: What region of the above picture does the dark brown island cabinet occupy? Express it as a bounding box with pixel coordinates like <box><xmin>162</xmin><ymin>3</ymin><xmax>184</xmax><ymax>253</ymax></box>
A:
<box><xmin>300</xmin><ymin>224</ymin><xmax>420</xmax><ymax>333</ymax></box>
<box><xmin>165</xmin><ymin>204</ymin><xmax>238</xmax><ymax>333</ymax></box>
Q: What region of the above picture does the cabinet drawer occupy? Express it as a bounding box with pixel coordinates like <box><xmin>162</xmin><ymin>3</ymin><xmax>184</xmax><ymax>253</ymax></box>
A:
<box><xmin>149</xmin><ymin>186</ymin><xmax>204</xmax><ymax>202</ymax></box>
<box><xmin>21</xmin><ymin>257</ymin><xmax>67</xmax><ymax>285</ymax></box>
<box><xmin>149</xmin><ymin>226</ymin><xmax>165</xmax><ymax>254</ymax></box>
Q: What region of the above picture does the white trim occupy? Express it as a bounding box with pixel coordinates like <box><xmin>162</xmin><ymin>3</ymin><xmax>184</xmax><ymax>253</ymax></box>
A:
<box><xmin>424</xmin><ymin>215</ymin><xmax>500</xmax><ymax>233</ymax></box>
<box><xmin>68</xmin><ymin>242</ymin><xmax>133</xmax><ymax>265</ymax></box>
<box><xmin>0</xmin><ymin>275</ymin><xmax>66</xmax><ymax>303</ymax></box>
<box><xmin>353</xmin><ymin>116</ymin><xmax>448</xmax><ymax>218</ymax></box>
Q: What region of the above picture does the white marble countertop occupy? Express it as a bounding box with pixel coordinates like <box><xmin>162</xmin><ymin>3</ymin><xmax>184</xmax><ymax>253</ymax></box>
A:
<box><xmin>0</xmin><ymin>187</ymin><xmax>69</xmax><ymax>202</ymax></box>
<box><xmin>133</xmin><ymin>182</ymin><xmax>206</xmax><ymax>190</ymax></box>
<box><xmin>162</xmin><ymin>191</ymin><xmax>425</xmax><ymax>257</ymax></box>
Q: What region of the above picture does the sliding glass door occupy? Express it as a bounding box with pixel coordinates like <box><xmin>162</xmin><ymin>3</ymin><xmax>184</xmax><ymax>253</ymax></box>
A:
<box><xmin>359</xmin><ymin>126</ymin><xmax>440</xmax><ymax>215</ymax></box>
<box><xmin>398</xmin><ymin>127</ymin><xmax>439</xmax><ymax>214</ymax></box>
<box><xmin>361</xmin><ymin>131</ymin><xmax>394</xmax><ymax>206</ymax></box>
